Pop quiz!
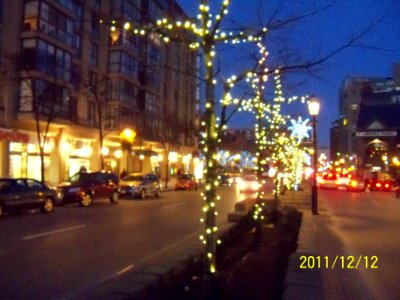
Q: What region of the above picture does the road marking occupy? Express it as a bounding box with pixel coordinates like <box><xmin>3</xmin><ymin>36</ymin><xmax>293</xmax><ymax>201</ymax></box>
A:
<box><xmin>21</xmin><ymin>224</ymin><xmax>87</xmax><ymax>240</ymax></box>
<box><xmin>162</xmin><ymin>203</ymin><xmax>185</xmax><ymax>209</ymax></box>
<box><xmin>116</xmin><ymin>264</ymin><xmax>134</xmax><ymax>275</ymax></box>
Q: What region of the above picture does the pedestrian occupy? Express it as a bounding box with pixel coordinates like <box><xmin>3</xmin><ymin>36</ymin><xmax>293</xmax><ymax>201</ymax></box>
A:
<box><xmin>120</xmin><ymin>169</ymin><xmax>127</xmax><ymax>179</ymax></box>
<box><xmin>79</xmin><ymin>165</ymin><xmax>87</xmax><ymax>173</ymax></box>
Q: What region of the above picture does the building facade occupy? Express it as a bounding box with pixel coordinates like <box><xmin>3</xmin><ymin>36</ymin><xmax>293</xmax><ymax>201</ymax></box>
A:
<box><xmin>0</xmin><ymin>0</ymin><xmax>198</xmax><ymax>184</ymax></box>
<box><xmin>330</xmin><ymin>64</ymin><xmax>400</xmax><ymax>176</ymax></box>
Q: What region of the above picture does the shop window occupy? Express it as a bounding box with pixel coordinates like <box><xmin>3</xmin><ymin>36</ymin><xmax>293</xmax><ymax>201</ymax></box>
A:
<box><xmin>23</xmin><ymin>1</ymin><xmax>39</xmax><ymax>31</ymax></box>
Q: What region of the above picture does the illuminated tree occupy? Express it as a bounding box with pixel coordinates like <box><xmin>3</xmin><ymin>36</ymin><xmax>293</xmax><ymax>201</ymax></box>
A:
<box><xmin>102</xmin><ymin>0</ymin><xmax>378</xmax><ymax>288</ymax></box>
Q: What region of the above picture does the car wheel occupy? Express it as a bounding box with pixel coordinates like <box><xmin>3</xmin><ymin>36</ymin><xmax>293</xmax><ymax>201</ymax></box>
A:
<box><xmin>110</xmin><ymin>191</ymin><xmax>119</xmax><ymax>204</ymax></box>
<box><xmin>79</xmin><ymin>193</ymin><xmax>93</xmax><ymax>207</ymax></box>
<box><xmin>40</xmin><ymin>197</ymin><xmax>54</xmax><ymax>213</ymax></box>
<box><xmin>139</xmin><ymin>189</ymin><xmax>146</xmax><ymax>199</ymax></box>
<box><xmin>154</xmin><ymin>188</ymin><xmax>160</xmax><ymax>197</ymax></box>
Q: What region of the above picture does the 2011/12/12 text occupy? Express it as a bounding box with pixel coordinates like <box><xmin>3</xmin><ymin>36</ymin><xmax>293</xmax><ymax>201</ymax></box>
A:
<box><xmin>299</xmin><ymin>255</ymin><xmax>378</xmax><ymax>269</ymax></box>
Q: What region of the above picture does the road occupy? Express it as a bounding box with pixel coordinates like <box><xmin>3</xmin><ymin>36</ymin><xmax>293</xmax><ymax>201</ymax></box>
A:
<box><xmin>0</xmin><ymin>185</ymin><xmax>251</xmax><ymax>299</ymax></box>
<box><xmin>318</xmin><ymin>188</ymin><xmax>400</xmax><ymax>299</ymax></box>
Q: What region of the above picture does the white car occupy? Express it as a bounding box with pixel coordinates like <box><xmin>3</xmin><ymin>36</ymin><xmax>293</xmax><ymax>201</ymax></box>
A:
<box><xmin>237</xmin><ymin>174</ymin><xmax>260</xmax><ymax>193</ymax></box>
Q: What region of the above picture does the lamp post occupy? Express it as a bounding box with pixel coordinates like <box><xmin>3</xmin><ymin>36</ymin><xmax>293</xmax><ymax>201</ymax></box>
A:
<box><xmin>308</xmin><ymin>96</ymin><xmax>320</xmax><ymax>215</ymax></box>
<box><xmin>120</xmin><ymin>128</ymin><xmax>136</xmax><ymax>174</ymax></box>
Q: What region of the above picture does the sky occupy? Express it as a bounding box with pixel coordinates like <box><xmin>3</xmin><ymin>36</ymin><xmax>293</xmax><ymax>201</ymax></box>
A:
<box><xmin>175</xmin><ymin>0</ymin><xmax>400</xmax><ymax>147</ymax></box>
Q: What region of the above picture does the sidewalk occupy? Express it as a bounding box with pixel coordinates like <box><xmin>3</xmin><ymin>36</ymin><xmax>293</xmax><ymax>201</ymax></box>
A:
<box><xmin>282</xmin><ymin>186</ymin><xmax>372</xmax><ymax>300</ymax></box>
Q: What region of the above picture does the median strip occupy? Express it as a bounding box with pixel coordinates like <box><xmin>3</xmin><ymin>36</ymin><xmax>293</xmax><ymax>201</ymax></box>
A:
<box><xmin>21</xmin><ymin>224</ymin><xmax>87</xmax><ymax>240</ymax></box>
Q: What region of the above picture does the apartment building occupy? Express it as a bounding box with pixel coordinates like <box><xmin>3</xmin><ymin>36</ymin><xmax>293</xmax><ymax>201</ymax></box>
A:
<box><xmin>0</xmin><ymin>0</ymin><xmax>198</xmax><ymax>184</ymax></box>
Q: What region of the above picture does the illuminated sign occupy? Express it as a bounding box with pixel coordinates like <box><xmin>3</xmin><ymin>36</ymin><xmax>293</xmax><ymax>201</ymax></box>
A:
<box><xmin>356</xmin><ymin>131</ymin><xmax>397</xmax><ymax>137</ymax></box>
<box><xmin>0</xmin><ymin>128</ymin><xmax>30</xmax><ymax>143</ymax></box>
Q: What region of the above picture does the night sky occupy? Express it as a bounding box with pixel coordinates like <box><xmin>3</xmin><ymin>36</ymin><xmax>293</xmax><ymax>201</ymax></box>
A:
<box><xmin>176</xmin><ymin>0</ymin><xmax>400</xmax><ymax>147</ymax></box>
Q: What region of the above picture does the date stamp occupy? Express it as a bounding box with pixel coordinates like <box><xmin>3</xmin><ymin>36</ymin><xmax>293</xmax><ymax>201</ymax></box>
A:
<box><xmin>299</xmin><ymin>255</ymin><xmax>378</xmax><ymax>270</ymax></box>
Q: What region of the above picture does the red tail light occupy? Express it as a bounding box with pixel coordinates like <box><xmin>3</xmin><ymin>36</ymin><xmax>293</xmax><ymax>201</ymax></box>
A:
<box><xmin>376</xmin><ymin>182</ymin><xmax>381</xmax><ymax>188</ymax></box>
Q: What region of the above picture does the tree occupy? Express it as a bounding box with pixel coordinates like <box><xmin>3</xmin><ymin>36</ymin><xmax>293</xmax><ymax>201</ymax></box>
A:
<box><xmin>158</xmin><ymin>111</ymin><xmax>186</xmax><ymax>188</ymax></box>
<box><xmin>19</xmin><ymin>54</ymin><xmax>71</xmax><ymax>183</ymax></box>
<box><xmin>102</xmin><ymin>0</ymin><xmax>379</xmax><ymax>289</ymax></box>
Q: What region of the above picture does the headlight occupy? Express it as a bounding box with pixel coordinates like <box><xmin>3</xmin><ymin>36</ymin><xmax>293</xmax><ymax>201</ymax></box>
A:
<box><xmin>250</xmin><ymin>181</ymin><xmax>260</xmax><ymax>190</ymax></box>
<box><xmin>56</xmin><ymin>189</ymin><xmax>64</xmax><ymax>199</ymax></box>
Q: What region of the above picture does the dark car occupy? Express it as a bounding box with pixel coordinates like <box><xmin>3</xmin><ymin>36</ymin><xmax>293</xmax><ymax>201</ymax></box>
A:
<box><xmin>0</xmin><ymin>178</ymin><xmax>61</xmax><ymax>217</ymax></box>
<box><xmin>119</xmin><ymin>173</ymin><xmax>161</xmax><ymax>199</ymax></box>
<box><xmin>365</xmin><ymin>177</ymin><xmax>394</xmax><ymax>191</ymax></box>
<box><xmin>175</xmin><ymin>174</ymin><xmax>198</xmax><ymax>190</ymax></box>
<box><xmin>346</xmin><ymin>176</ymin><xmax>366</xmax><ymax>192</ymax></box>
<box><xmin>57</xmin><ymin>171</ymin><xmax>119</xmax><ymax>207</ymax></box>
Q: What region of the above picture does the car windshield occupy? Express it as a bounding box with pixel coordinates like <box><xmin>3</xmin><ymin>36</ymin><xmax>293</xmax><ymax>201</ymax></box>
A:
<box><xmin>0</xmin><ymin>180</ymin><xmax>12</xmax><ymax>192</ymax></box>
<box><xmin>178</xmin><ymin>174</ymin><xmax>193</xmax><ymax>180</ymax></box>
<box><xmin>123</xmin><ymin>175</ymin><xmax>144</xmax><ymax>181</ymax></box>
<box><xmin>68</xmin><ymin>172</ymin><xmax>94</xmax><ymax>184</ymax></box>
<box><xmin>323</xmin><ymin>174</ymin><xmax>337</xmax><ymax>180</ymax></box>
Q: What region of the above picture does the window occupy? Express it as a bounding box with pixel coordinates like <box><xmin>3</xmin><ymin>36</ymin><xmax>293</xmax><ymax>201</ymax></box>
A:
<box><xmin>107</xmin><ymin>78</ymin><xmax>137</xmax><ymax>104</ymax></box>
<box><xmin>26</xmin><ymin>179</ymin><xmax>43</xmax><ymax>190</ymax></box>
<box><xmin>108</xmin><ymin>51</ymin><xmax>138</xmax><ymax>78</ymax></box>
<box><xmin>391</xmin><ymin>95</ymin><xmax>400</xmax><ymax>103</ymax></box>
<box><xmin>37</xmin><ymin>2</ymin><xmax>78</xmax><ymax>48</ymax></box>
<box><xmin>18</xmin><ymin>79</ymin><xmax>71</xmax><ymax>117</ymax></box>
<box><xmin>23</xmin><ymin>1</ymin><xmax>39</xmax><ymax>31</ymax></box>
<box><xmin>22</xmin><ymin>39</ymin><xmax>72</xmax><ymax>81</ymax></box>
<box><xmin>145</xmin><ymin>92</ymin><xmax>159</xmax><ymax>113</ymax></box>
<box><xmin>89</xmin><ymin>42</ymin><xmax>99</xmax><ymax>67</ymax></box>
<box><xmin>91</xmin><ymin>13</ymin><xmax>100</xmax><ymax>38</ymax></box>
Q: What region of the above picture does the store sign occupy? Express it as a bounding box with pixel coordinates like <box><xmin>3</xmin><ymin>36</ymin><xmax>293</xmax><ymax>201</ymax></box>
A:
<box><xmin>0</xmin><ymin>128</ymin><xmax>30</xmax><ymax>143</ymax></box>
<box><xmin>356</xmin><ymin>131</ymin><xmax>397</xmax><ymax>137</ymax></box>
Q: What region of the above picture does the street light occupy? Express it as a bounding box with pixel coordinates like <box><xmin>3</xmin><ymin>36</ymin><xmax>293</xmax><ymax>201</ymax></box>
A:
<box><xmin>308</xmin><ymin>96</ymin><xmax>320</xmax><ymax>215</ymax></box>
<box><xmin>120</xmin><ymin>128</ymin><xmax>136</xmax><ymax>174</ymax></box>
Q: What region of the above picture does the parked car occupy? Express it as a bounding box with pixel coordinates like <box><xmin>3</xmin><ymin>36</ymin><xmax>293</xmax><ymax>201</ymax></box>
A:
<box><xmin>119</xmin><ymin>173</ymin><xmax>161</xmax><ymax>199</ymax></box>
<box><xmin>346</xmin><ymin>176</ymin><xmax>366</xmax><ymax>192</ymax></box>
<box><xmin>175</xmin><ymin>174</ymin><xmax>198</xmax><ymax>191</ymax></box>
<box><xmin>0</xmin><ymin>178</ymin><xmax>61</xmax><ymax>217</ymax></box>
<box><xmin>237</xmin><ymin>174</ymin><xmax>260</xmax><ymax>193</ymax></box>
<box><xmin>319</xmin><ymin>173</ymin><xmax>338</xmax><ymax>190</ymax></box>
<box><xmin>57</xmin><ymin>171</ymin><xmax>119</xmax><ymax>207</ymax></box>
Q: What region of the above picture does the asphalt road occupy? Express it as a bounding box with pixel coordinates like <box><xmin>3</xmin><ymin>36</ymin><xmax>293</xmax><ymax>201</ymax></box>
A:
<box><xmin>0</xmin><ymin>185</ymin><xmax>249</xmax><ymax>299</ymax></box>
<box><xmin>319</xmin><ymin>188</ymin><xmax>400</xmax><ymax>299</ymax></box>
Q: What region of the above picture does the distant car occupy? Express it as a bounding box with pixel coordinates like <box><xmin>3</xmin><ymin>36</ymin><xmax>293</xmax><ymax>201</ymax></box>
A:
<box><xmin>0</xmin><ymin>178</ymin><xmax>61</xmax><ymax>217</ymax></box>
<box><xmin>237</xmin><ymin>174</ymin><xmax>260</xmax><ymax>193</ymax></box>
<box><xmin>57</xmin><ymin>171</ymin><xmax>119</xmax><ymax>207</ymax></box>
<box><xmin>346</xmin><ymin>176</ymin><xmax>365</xmax><ymax>192</ymax></box>
<box><xmin>119</xmin><ymin>173</ymin><xmax>161</xmax><ymax>199</ymax></box>
<box><xmin>337</xmin><ymin>173</ymin><xmax>351</xmax><ymax>190</ymax></box>
<box><xmin>219</xmin><ymin>174</ymin><xmax>232</xmax><ymax>186</ymax></box>
<box><xmin>319</xmin><ymin>173</ymin><xmax>338</xmax><ymax>190</ymax></box>
<box><xmin>175</xmin><ymin>174</ymin><xmax>198</xmax><ymax>191</ymax></box>
<box><xmin>365</xmin><ymin>178</ymin><xmax>394</xmax><ymax>192</ymax></box>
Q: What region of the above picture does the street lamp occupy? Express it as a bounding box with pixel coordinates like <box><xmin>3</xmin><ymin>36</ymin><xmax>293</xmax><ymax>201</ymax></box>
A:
<box><xmin>308</xmin><ymin>96</ymin><xmax>320</xmax><ymax>215</ymax></box>
<box><xmin>120</xmin><ymin>128</ymin><xmax>136</xmax><ymax>174</ymax></box>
